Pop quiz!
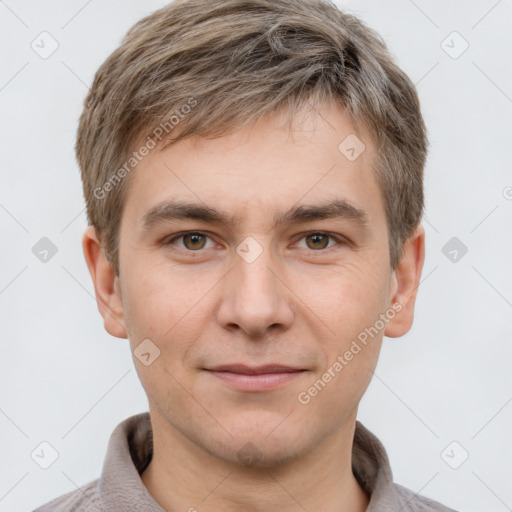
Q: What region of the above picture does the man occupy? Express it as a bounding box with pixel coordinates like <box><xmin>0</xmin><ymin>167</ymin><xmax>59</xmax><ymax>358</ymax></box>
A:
<box><xmin>34</xmin><ymin>0</ymin><xmax>458</xmax><ymax>510</ymax></box>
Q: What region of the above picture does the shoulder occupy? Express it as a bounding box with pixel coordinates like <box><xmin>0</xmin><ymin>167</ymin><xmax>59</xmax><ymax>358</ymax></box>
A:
<box><xmin>31</xmin><ymin>478</ymin><xmax>103</xmax><ymax>512</ymax></box>
<box><xmin>393</xmin><ymin>482</ymin><xmax>460</xmax><ymax>512</ymax></box>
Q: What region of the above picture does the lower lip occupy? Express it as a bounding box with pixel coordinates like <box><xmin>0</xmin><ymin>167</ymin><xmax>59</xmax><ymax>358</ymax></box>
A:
<box><xmin>205</xmin><ymin>370</ymin><xmax>306</xmax><ymax>391</ymax></box>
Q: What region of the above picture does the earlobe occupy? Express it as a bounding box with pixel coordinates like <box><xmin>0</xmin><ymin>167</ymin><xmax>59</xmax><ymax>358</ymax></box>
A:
<box><xmin>384</xmin><ymin>224</ymin><xmax>425</xmax><ymax>338</ymax></box>
<box><xmin>82</xmin><ymin>226</ymin><xmax>128</xmax><ymax>339</ymax></box>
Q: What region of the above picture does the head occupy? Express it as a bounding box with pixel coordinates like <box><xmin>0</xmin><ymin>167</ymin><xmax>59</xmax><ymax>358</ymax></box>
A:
<box><xmin>81</xmin><ymin>0</ymin><xmax>427</xmax><ymax>467</ymax></box>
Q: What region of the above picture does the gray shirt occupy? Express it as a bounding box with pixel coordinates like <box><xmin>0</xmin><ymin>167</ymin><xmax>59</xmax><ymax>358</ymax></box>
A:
<box><xmin>33</xmin><ymin>412</ymin><xmax>458</xmax><ymax>511</ymax></box>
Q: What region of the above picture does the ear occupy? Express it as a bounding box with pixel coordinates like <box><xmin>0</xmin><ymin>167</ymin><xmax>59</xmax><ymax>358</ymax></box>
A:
<box><xmin>82</xmin><ymin>226</ymin><xmax>128</xmax><ymax>339</ymax></box>
<box><xmin>384</xmin><ymin>224</ymin><xmax>425</xmax><ymax>338</ymax></box>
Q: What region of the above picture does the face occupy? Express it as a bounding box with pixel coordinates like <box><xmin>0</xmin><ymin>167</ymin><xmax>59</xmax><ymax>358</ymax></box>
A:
<box><xmin>85</xmin><ymin>100</ymin><xmax>423</xmax><ymax>467</ymax></box>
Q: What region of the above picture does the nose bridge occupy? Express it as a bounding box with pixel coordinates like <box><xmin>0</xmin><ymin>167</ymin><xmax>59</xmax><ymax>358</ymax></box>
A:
<box><xmin>216</xmin><ymin>235</ymin><xmax>293</xmax><ymax>336</ymax></box>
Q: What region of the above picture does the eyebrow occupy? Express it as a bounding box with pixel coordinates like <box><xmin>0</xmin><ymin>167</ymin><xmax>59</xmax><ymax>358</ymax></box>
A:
<box><xmin>140</xmin><ymin>198</ymin><xmax>370</xmax><ymax>232</ymax></box>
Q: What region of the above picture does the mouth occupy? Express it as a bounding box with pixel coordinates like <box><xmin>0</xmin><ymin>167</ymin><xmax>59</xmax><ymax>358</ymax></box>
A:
<box><xmin>203</xmin><ymin>364</ymin><xmax>308</xmax><ymax>392</ymax></box>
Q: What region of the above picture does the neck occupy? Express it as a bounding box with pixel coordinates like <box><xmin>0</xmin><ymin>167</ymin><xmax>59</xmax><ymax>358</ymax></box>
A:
<box><xmin>141</xmin><ymin>411</ymin><xmax>370</xmax><ymax>512</ymax></box>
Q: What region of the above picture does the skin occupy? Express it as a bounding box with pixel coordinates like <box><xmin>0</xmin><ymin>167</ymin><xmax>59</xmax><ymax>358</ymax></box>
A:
<box><xmin>83</xmin><ymin>99</ymin><xmax>425</xmax><ymax>512</ymax></box>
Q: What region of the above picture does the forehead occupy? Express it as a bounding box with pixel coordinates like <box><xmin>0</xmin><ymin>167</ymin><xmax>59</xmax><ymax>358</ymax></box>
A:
<box><xmin>122</xmin><ymin>101</ymin><xmax>384</xmax><ymax>232</ymax></box>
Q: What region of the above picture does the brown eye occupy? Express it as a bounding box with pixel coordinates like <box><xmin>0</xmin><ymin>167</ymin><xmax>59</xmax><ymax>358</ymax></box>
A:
<box><xmin>165</xmin><ymin>231</ymin><xmax>214</xmax><ymax>251</ymax></box>
<box><xmin>182</xmin><ymin>233</ymin><xmax>207</xmax><ymax>250</ymax></box>
<box><xmin>305</xmin><ymin>233</ymin><xmax>331</xmax><ymax>250</ymax></box>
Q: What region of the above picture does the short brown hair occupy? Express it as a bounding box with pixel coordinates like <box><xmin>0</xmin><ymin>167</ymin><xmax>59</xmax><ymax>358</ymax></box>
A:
<box><xmin>76</xmin><ymin>0</ymin><xmax>428</xmax><ymax>274</ymax></box>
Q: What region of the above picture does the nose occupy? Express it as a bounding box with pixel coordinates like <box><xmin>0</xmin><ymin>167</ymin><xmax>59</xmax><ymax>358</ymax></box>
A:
<box><xmin>215</xmin><ymin>237</ymin><xmax>295</xmax><ymax>338</ymax></box>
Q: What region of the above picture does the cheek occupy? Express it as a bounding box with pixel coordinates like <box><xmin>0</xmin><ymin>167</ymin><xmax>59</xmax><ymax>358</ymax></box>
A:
<box><xmin>306</xmin><ymin>263</ymin><xmax>390</xmax><ymax>388</ymax></box>
<box><xmin>123</xmin><ymin>259</ymin><xmax>203</xmax><ymax>329</ymax></box>
<box><xmin>122</xmin><ymin>267</ymin><xmax>218</xmax><ymax>380</ymax></box>
<box><xmin>310</xmin><ymin>261</ymin><xmax>390</xmax><ymax>328</ymax></box>
<box><xmin>122</xmin><ymin>275</ymin><xmax>202</xmax><ymax>405</ymax></box>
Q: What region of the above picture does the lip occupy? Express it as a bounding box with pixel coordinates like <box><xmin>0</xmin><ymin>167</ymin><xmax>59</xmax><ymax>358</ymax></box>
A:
<box><xmin>207</xmin><ymin>364</ymin><xmax>303</xmax><ymax>374</ymax></box>
<box><xmin>203</xmin><ymin>364</ymin><xmax>307</xmax><ymax>392</ymax></box>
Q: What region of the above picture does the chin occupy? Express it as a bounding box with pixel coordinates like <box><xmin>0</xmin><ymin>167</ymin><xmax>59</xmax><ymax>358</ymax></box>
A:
<box><xmin>221</xmin><ymin>437</ymin><xmax>307</xmax><ymax>469</ymax></box>
<box><xmin>209</xmin><ymin>419</ymin><xmax>310</xmax><ymax>468</ymax></box>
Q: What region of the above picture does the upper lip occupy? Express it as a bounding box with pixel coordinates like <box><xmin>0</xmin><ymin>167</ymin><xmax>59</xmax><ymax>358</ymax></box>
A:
<box><xmin>205</xmin><ymin>364</ymin><xmax>305</xmax><ymax>374</ymax></box>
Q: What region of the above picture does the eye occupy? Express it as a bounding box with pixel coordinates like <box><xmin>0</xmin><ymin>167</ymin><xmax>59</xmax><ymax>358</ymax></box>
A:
<box><xmin>163</xmin><ymin>231</ymin><xmax>346</xmax><ymax>254</ymax></box>
<box><xmin>164</xmin><ymin>231</ymin><xmax>215</xmax><ymax>251</ymax></box>
<box><xmin>295</xmin><ymin>232</ymin><xmax>344</xmax><ymax>251</ymax></box>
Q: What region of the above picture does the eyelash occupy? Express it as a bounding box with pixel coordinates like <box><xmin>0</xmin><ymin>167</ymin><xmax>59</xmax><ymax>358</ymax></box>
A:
<box><xmin>163</xmin><ymin>231</ymin><xmax>347</xmax><ymax>253</ymax></box>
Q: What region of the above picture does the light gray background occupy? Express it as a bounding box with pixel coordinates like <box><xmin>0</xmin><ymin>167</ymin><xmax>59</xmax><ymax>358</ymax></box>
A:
<box><xmin>1</xmin><ymin>1</ymin><xmax>511</xmax><ymax>511</ymax></box>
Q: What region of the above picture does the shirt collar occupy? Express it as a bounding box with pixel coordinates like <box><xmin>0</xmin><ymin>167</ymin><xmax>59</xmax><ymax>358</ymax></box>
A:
<box><xmin>99</xmin><ymin>412</ymin><xmax>401</xmax><ymax>511</ymax></box>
